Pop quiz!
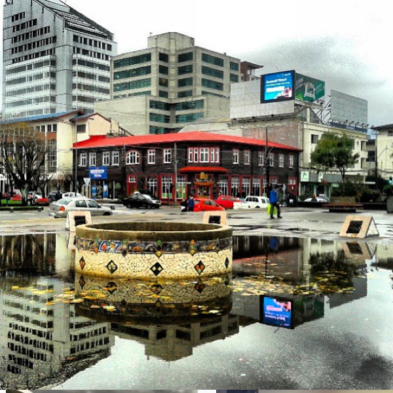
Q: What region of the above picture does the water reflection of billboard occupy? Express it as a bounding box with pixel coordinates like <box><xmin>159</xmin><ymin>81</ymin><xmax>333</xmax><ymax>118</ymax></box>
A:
<box><xmin>261</xmin><ymin>296</ymin><xmax>293</xmax><ymax>329</ymax></box>
<box><xmin>295</xmin><ymin>73</ymin><xmax>325</xmax><ymax>103</ymax></box>
<box><xmin>293</xmin><ymin>295</ymin><xmax>324</xmax><ymax>327</ymax></box>
<box><xmin>261</xmin><ymin>70</ymin><xmax>295</xmax><ymax>103</ymax></box>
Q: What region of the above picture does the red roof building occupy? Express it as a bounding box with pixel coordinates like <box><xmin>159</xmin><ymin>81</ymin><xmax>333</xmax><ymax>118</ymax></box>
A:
<box><xmin>74</xmin><ymin>131</ymin><xmax>301</xmax><ymax>202</ymax></box>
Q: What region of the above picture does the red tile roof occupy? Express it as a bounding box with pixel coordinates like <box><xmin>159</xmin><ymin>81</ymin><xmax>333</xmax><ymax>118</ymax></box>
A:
<box><xmin>74</xmin><ymin>131</ymin><xmax>301</xmax><ymax>151</ymax></box>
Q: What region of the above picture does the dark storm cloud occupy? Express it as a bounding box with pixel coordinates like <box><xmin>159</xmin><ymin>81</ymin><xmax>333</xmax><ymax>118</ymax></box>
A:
<box><xmin>238</xmin><ymin>36</ymin><xmax>390</xmax><ymax>125</ymax></box>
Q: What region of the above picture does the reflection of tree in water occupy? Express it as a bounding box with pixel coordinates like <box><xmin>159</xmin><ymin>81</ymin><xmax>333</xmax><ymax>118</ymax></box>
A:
<box><xmin>308</xmin><ymin>250</ymin><xmax>359</xmax><ymax>294</ymax></box>
<box><xmin>0</xmin><ymin>234</ymin><xmax>56</xmax><ymax>273</ymax></box>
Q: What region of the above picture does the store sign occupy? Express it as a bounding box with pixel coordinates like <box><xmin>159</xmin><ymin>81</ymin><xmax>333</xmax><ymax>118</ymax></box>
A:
<box><xmin>300</xmin><ymin>171</ymin><xmax>309</xmax><ymax>182</ymax></box>
<box><xmin>89</xmin><ymin>167</ymin><xmax>107</xmax><ymax>180</ymax></box>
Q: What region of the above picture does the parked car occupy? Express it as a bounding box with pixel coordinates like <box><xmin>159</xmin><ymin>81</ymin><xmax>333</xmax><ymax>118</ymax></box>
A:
<box><xmin>234</xmin><ymin>196</ymin><xmax>270</xmax><ymax>209</ymax></box>
<box><xmin>123</xmin><ymin>193</ymin><xmax>161</xmax><ymax>209</ymax></box>
<box><xmin>193</xmin><ymin>198</ymin><xmax>225</xmax><ymax>212</ymax></box>
<box><xmin>49</xmin><ymin>197</ymin><xmax>113</xmax><ymax>218</ymax></box>
<box><xmin>304</xmin><ymin>196</ymin><xmax>329</xmax><ymax>203</ymax></box>
<box><xmin>62</xmin><ymin>192</ymin><xmax>84</xmax><ymax>198</ymax></box>
<box><xmin>215</xmin><ymin>195</ymin><xmax>241</xmax><ymax>209</ymax></box>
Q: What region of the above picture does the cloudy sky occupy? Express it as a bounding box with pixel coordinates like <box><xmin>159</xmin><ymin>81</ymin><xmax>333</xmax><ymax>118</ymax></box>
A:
<box><xmin>2</xmin><ymin>0</ymin><xmax>391</xmax><ymax>126</ymax></box>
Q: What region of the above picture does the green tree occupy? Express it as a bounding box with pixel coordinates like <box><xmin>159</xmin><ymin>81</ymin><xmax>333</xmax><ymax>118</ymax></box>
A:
<box><xmin>311</xmin><ymin>133</ymin><xmax>359</xmax><ymax>183</ymax></box>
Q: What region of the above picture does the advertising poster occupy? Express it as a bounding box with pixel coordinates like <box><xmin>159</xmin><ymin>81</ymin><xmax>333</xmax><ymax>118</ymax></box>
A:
<box><xmin>295</xmin><ymin>73</ymin><xmax>325</xmax><ymax>103</ymax></box>
<box><xmin>262</xmin><ymin>296</ymin><xmax>293</xmax><ymax>328</ymax></box>
<box><xmin>261</xmin><ymin>70</ymin><xmax>294</xmax><ymax>103</ymax></box>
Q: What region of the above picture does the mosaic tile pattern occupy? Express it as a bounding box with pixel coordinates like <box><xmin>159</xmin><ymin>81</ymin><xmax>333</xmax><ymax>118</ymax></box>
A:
<box><xmin>75</xmin><ymin>236</ymin><xmax>233</xmax><ymax>279</ymax></box>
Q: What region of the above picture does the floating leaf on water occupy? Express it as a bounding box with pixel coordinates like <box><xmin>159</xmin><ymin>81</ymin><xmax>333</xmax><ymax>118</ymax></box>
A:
<box><xmin>70</xmin><ymin>299</ymin><xmax>84</xmax><ymax>304</ymax></box>
<box><xmin>11</xmin><ymin>286</ymin><xmax>19</xmax><ymax>290</ymax></box>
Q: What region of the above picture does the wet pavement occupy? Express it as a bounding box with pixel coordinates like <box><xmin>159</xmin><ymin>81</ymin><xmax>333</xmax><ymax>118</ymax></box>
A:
<box><xmin>1</xmin><ymin>207</ymin><xmax>393</xmax><ymax>389</ymax></box>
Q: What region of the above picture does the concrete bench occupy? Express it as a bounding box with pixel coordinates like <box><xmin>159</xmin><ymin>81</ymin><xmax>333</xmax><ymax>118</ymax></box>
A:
<box><xmin>323</xmin><ymin>196</ymin><xmax>363</xmax><ymax>212</ymax></box>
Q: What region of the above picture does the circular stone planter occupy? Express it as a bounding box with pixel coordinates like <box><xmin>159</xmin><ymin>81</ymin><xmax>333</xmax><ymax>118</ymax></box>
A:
<box><xmin>75</xmin><ymin>222</ymin><xmax>233</xmax><ymax>279</ymax></box>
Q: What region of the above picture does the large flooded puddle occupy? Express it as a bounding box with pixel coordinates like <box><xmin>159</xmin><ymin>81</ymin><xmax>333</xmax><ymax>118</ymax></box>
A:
<box><xmin>1</xmin><ymin>234</ymin><xmax>393</xmax><ymax>390</ymax></box>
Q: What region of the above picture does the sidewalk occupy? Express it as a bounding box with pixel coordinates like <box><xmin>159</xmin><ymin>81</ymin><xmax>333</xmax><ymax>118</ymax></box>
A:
<box><xmin>0</xmin><ymin>206</ymin><xmax>392</xmax><ymax>243</ymax></box>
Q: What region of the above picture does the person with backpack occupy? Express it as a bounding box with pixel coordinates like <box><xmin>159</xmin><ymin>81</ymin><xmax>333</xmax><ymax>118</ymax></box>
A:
<box><xmin>269</xmin><ymin>185</ymin><xmax>282</xmax><ymax>219</ymax></box>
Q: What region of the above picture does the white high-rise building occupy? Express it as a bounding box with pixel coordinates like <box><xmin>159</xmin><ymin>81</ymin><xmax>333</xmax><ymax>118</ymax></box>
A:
<box><xmin>2</xmin><ymin>0</ymin><xmax>117</xmax><ymax>119</ymax></box>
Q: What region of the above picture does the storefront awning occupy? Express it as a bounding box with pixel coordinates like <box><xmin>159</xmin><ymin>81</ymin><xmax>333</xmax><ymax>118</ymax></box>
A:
<box><xmin>179</xmin><ymin>166</ymin><xmax>229</xmax><ymax>173</ymax></box>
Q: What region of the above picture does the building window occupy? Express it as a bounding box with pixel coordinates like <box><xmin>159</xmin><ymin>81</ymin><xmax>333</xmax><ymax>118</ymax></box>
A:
<box><xmin>230</xmin><ymin>61</ymin><xmax>239</xmax><ymax>71</ymax></box>
<box><xmin>210</xmin><ymin>147</ymin><xmax>220</xmax><ymax>163</ymax></box>
<box><xmin>202</xmin><ymin>78</ymin><xmax>223</xmax><ymax>91</ymax></box>
<box><xmin>89</xmin><ymin>153</ymin><xmax>96</xmax><ymax>167</ymax></box>
<box><xmin>178</xmin><ymin>65</ymin><xmax>193</xmax><ymax>75</ymax></box>
<box><xmin>289</xmin><ymin>155</ymin><xmax>294</xmax><ymax>168</ymax></box>
<box><xmin>311</xmin><ymin>134</ymin><xmax>319</xmax><ymax>144</ymax></box>
<box><xmin>159</xmin><ymin>65</ymin><xmax>168</xmax><ymax>75</ymax></box>
<box><xmin>200</xmin><ymin>148</ymin><xmax>209</xmax><ymax>163</ymax></box>
<box><xmin>194</xmin><ymin>148</ymin><xmax>199</xmax><ymax>162</ymax></box>
<box><xmin>258</xmin><ymin>152</ymin><xmax>264</xmax><ymax>166</ymax></box>
<box><xmin>112</xmin><ymin>151</ymin><xmax>119</xmax><ymax>166</ymax></box>
<box><xmin>80</xmin><ymin>153</ymin><xmax>87</xmax><ymax>167</ymax></box>
<box><xmin>188</xmin><ymin>148</ymin><xmax>193</xmax><ymax>163</ymax></box>
<box><xmin>269</xmin><ymin>153</ymin><xmax>274</xmax><ymax>167</ymax></box>
<box><xmin>175</xmin><ymin>100</ymin><xmax>204</xmax><ymax>111</ymax></box>
<box><xmin>126</xmin><ymin>150</ymin><xmax>140</xmax><ymax>165</ymax></box>
<box><xmin>288</xmin><ymin>177</ymin><xmax>297</xmax><ymax>185</ymax></box>
<box><xmin>114</xmin><ymin>53</ymin><xmax>152</xmax><ymax>68</ymax></box>
<box><xmin>231</xmin><ymin>177</ymin><xmax>240</xmax><ymax>196</ymax></box>
<box><xmin>161</xmin><ymin>175</ymin><xmax>173</xmax><ymax>199</ymax></box>
<box><xmin>230</xmin><ymin>74</ymin><xmax>239</xmax><ymax>83</ymax></box>
<box><xmin>147</xmin><ymin>177</ymin><xmax>158</xmax><ymax>196</ymax></box>
<box><xmin>163</xmin><ymin>149</ymin><xmax>172</xmax><ymax>164</ymax></box>
<box><xmin>279</xmin><ymin>154</ymin><xmax>284</xmax><ymax>168</ymax></box>
<box><xmin>176</xmin><ymin>113</ymin><xmax>204</xmax><ymax>123</ymax></box>
<box><xmin>202</xmin><ymin>66</ymin><xmax>224</xmax><ymax>79</ymax></box>
<box><xmin>244</xmin><ymin>150</ymin><xmax>250</xmax><ymax>165</ymax></box>
<box><xmin>252</xmin><ymin>177</ymin><xmax>261</xmax><ymax>196</ymax></box>
<box><xmin>159</xmin><ymin>78</ymin><xmax>168</xmax><ymax>87</ymax></box>
<box><xmin>242</xmin><ymin>178</ymin><xmax>251</xmax><ymax>196</ymax></box>
<box><xmin>148</xmin><ymin>149</ymin><xmax>156</xmax><ymax>164</ymax></box>
<box><xmin>202</xmin><ymin>53</ymin><xmax>224</xmax><ymax>67</ymax></box>
<box><xmin>76</xmin><ymin>124</ymin><xmax>86</xmax><ymax>133</ymax></box>
<box><xmin>233</xmin><ymin>149</ymin><xmax>239</xmax><ymax>164</ymax></box>
<box><xmin>178</xmin><ymin>77</ymin><xmax>193</xmax><ymax>87</ymax></box>
<box><xmin>178</xmin><ymin>90</ymin><xmax>193</xmax><ymax>98</ymax></box>
<box><xmin>103</xmin><ymin>151</ymin><xmax>110</xmax><ymax>166</ymax></box>
<box><xmin>159</xmin><ymin>52</ymin><xmax>169</xmax><ymax>62</ymax></box>
<box><xmin>178</xmin><ymin>52</ymin><xmax>193</xmax><ymax>63</ymax></box>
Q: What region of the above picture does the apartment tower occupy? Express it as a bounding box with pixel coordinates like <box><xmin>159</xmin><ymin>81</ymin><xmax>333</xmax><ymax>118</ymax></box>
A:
<box><xmin>95</xmin><ymin>32</ymin><xmax>242</xmax><ymax>135</ymax></box>
<box><xmin>2</xmin><ymin>0</ymin><xmax>117</xmax><ymax>119</ymax></box>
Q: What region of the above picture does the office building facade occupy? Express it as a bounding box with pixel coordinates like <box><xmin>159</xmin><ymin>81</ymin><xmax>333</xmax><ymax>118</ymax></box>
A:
<box><xmin>3</xmin><ymin>0</ymin><xmax>117</xmax><ymax>120</ymax></box>
<box><xmin>95</xmin><ymin>32</ymin><xmax>242</xmax><ymax>135</ymax></box>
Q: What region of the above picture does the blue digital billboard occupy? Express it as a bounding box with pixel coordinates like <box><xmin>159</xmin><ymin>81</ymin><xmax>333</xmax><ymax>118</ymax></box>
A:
<box><xmin>261</xmin><ymin>296</ymin><xmax>293</xmax><ymax>329</ymax></box>
<box><xmin>261</xmin><ymin>70</ymin><xmax>295</xmax><ymax>103</ymax></box>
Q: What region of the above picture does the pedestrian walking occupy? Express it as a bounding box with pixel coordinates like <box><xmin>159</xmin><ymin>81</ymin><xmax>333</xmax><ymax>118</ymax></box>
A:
<box><xmin>180</xmin><ymin>198</ymin><xmax>187</xmax><ymax>212</ymax></box>
<box><xmin>269</xmin><ymin>185</ymin><xmax>282</xmax><ymax>219</ymax></box>
<box><xmin>187</xmin><ymin>195</ymin><xmax>195</xmax><ymax>212</ymax></box>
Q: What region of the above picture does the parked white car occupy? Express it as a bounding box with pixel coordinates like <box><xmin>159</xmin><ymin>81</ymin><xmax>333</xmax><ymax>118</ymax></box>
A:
<box><xmin>62</xmin><ymin>192</ymin><xmax>85</xmax><ymax>198</ymax></box>
<box><xmin>49</xmin><ymin>197</ymin><xmax>113</xmax><ymax>218</ymax></box>
<box><xmin>233</xmin><ymin>196</ymin><xmax>270</xmax><ymax>209</ymax></box>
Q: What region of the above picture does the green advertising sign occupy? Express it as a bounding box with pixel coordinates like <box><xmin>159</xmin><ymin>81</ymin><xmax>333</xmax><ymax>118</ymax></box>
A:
<box><xmin>295</xmin><ymin>73</ymin><xmax>325</xmax><ymax>103</ymax></box>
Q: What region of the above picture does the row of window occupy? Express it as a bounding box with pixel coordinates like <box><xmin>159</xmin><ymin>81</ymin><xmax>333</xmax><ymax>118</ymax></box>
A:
<box><xmin>6</xmin><ymin>59</ymin><xmax>56</xmax><ymax>76</ymax></box>
<box><xmin>11</xmin><ymin>48</ymin><xmax>55</xmax><ymax>65</ymax></box>
<box><xmin>113</xmin><ymin>51</ymin><xmax>240</xmax><ymax>71</ymax></box>
<box><xmin>73</xmin><ymin>46</ymin><xmax>110</xmax><ymax>61</ymax></box>
<box><xmin>233</xmin><ymin>150</ymin><xmax>295</xmax><ymax>168</ymax></box>
<box><xmin>149</xmin><ymin>100</ymin><xmax>204</xmax><ymax>111</ymax></box>
<box><xmin>73</xmin><ymin>34</ymin><xmax>113</xmax><ymax>51</ymax></box>
<box><xmin>12</xmin><ymin>25</ymin><xmax>51</xmax><ymax>44</ymax></box>
<box><xmin>114</xmin><ymin>78</ymin><xmax>151</xmax><ymax>92</ymax></box>
<box><xmin>7</xmin><ymin>95</ymin><xmax>55</xmax><ymax>108</ymax></box>
<box><xmin>73</xmin><ymin>58</ymin><xmax>110</xmax><ymax>71</ymax></box>
<box><xmin>12</xmin><ymin>18</ymin><xmax>37</xmax><ymax>32</ymax></box>
<box><xmin>11</xmin><ymin>12</ymin><xmax>25</xmax><ymax>23</ymax></box>
<box><xmin>6</xmin><ymin>83</ymin><xmax>56</xmax><ymax>97</ymax></box>
<box><xmin>72</xmin><ymin>83</ymin><xmax>110</xmax><ymax>95</ymax></box>
<box><xmin>80</xmin><ymin>151</ymin><xmax>120</xmax><ymax>167</ymax></box>
<box><xmin>114</xmin><ymin>65</ymin><xmax>151</xmax><ymax>80</ymax></box>
<box><xmin>11</xmin><ymin>35</ymin><xmax>57</xmax><ymax>54</ymax></box>
<box><xmin>7</xmin><ymin>71</ymin><xmax>56</xmax><ymax>86</ymax></box>
<box><xmin>74</xmin><ymin>71</ymin><xmax>110</xmax><ymax>83</ymax></box>
<box><xmin>114</xmin><ymin>90</ymin><xmax>151</xmax><ymax>99</ymax></box>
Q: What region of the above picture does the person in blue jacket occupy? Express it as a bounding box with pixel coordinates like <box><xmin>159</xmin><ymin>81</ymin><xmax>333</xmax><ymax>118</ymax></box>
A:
<box><xmin>269</xmin><ymin>185</ymin><xmax>282</xmax><ymax>219</ymax></box>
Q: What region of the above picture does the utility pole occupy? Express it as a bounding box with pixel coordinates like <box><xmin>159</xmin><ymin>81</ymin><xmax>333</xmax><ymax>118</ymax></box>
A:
<box><xmin>174</xmin><ymin>143</ymin><xmax>177</xmax><ymax>205</ymax></box>
<box><xmin>265</xmin><ymin>127</ymin><xmax>270</xmax><ymax>186</ymax></box>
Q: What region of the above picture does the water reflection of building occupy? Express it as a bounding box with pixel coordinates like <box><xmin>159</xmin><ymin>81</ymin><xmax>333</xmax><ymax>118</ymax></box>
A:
<box><xmin>232</xmin><ymin>236</ymin><xmax>370</xmax><ymax>329</ymax></box>
<box><xmin>0</xmin><ymin>234</ymin><xmax>73</xmax><ymax>277</ymax></box>
<box><xmin>0</xmin><ymin>278</ymin><xmax>113</xmax><ymax>389</ymax></box>
<box><xmin>112</xmin><ymin>314</ymin><xmax>239</xmax><ymax>361</ymax></box>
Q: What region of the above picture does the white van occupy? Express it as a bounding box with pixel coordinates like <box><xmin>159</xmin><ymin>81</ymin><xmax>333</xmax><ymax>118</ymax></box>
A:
<box><xmin>233</xmin><ymin>196</ymin><xmax>270</xmax><ymax>209</ymax></box>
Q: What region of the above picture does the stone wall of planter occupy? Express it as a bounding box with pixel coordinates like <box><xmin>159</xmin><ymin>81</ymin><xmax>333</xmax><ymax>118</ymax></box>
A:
<box><xmin>75</xmin><ymin>222</ymin><xmax>233</xmax><ymax>279</ymax></box>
